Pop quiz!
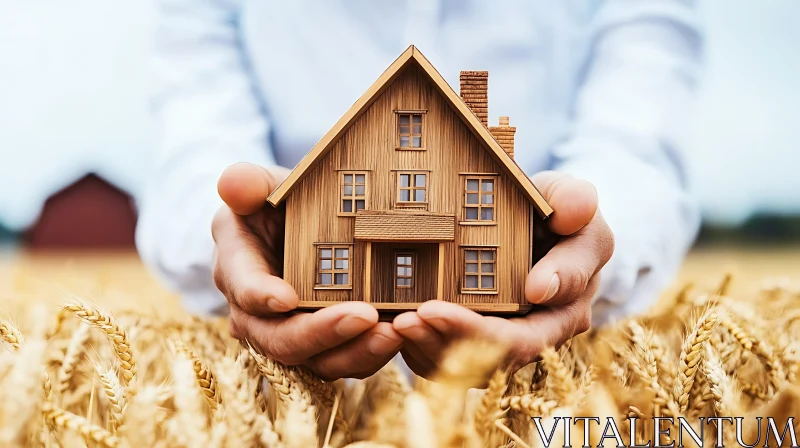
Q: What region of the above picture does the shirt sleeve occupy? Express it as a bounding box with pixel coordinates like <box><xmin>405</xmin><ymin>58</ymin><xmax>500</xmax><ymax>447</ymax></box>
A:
<box><xmin>135</xmin><ymin>0</ymin><xmax>276</xmax><ymax>316</ymax></box>
<box><xmin>548</xmin><ymin>0</ymin><xmax>704</xmax><ymax>325</ymax></box>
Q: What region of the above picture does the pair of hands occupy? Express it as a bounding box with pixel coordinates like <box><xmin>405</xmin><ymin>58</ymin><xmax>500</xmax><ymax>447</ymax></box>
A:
<box><xmin>211</xmin><ymin>163</ymin><xmax>614</xmax><ymax>380</ymax></box>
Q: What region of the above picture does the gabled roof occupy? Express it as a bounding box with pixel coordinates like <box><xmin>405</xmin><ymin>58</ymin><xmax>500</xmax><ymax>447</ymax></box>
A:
<box><xmin>267</xmin><ymin>45</ymin><xmax>553</xmax><ymax>218</ymax></box>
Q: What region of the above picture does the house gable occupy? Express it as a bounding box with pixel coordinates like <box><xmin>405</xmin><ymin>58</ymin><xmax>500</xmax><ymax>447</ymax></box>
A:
<box><xmin>267</xmin><ymin>45</ymin><xmax>553</xmax><ymax>218</ymax></box>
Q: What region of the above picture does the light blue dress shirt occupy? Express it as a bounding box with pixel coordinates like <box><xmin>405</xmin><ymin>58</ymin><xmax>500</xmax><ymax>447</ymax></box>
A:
<box><xmin>136</xmin><ymin>0</ymin><xmax>703</xmax><ymax>325</ymax></box>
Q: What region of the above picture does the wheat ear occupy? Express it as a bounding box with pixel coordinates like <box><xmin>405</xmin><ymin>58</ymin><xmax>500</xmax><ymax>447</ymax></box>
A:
<box><xmin>673</xmin><ymin>310</ymin><xmax>718</xmax><ymax>413</ymax></box>
<box><xmin>118</xmin><ymin>386</ymin><xmax>168</xmax><ymax>447</ymax></box>
<box><xmin>627</xmin><ymin>321</ymin><xmax>680</xmax><ymax>417</ymax></box>
<box><xmin>62</xmin><ymin>302</ymin><xmax>137</xmax><ymax>387</ymax></box>
<box><xmin>97</xmin><ymin>366</ymin><xmax>127</xmax><ymax>432</ymax></box>
<box><xmin>42</xmin><ymin>402</ymin><xmax>119</xmax><ymax>447</ymax></box>
<box><xmin>362</xmin><ymin>361</ymin><xmax>408</xmax><ymax>445</ymax></box>
<box><xmin>56</xmin><ymin>323</ymin><xmax>90</xmax><ymax>402</ymax></box>
<box><xmin>281</xmin><ymin>386</ymin><xmax>318</xmax><ymax>448</ymax></box>
<box><xmin>290</xmin><ymin>365</ymin><xmax>337</xmax><ymax>408</ymax></box>
<box><xmin>723</xmin><ymin>310</ymin><xmax>785</xmax><ymax>394</ymax></box>
<box><xmin>0</xmin><ymin>320</ymin><xmax>23</xmax><ymax>349</ymax></box>
<box><xmin>0</xmin><ymin>337</ymin><xmax>47</xmax><ymax>445</ymax></box>
<box><xmin>255</xmin><ymin>413</ymin><xmax>283</xmax><ymax>448</ymax></box>
<box><xmin>171</xmin><ymin>339</ymin><xmax>219</xmax><ymax>411</ymax></box>
<box><xmin>290</xmin><ymin>364</ymin><xmax>350</xmax><ymax>443</ymax></box>
<box><xmin>247</xmin><ymin>344</ymin><xmax>295</xmax><ymax>403</ymax></box>
<box><xmin>171</xmin><ymin>355</ymin><xmax>209</xmax><ymax>447</ymax></box>
<box><xmin>500</xmin><ymin>394</ymin><xmax>559</xmax><ymax>417</ymax></box>
<box><xmin>541</xmin><ymin>347</ymin><xmax>576</xmax><ymax>403</ymax></box>
<box><xmin>216</xmin><ymin>356</ymin><xmax>258</xmax><ymax>447</ymax></box>
<box><xmin>703</xmin><ymin>347</ymin><xmax>738</xmax><ymax>416</ymax></box>
<box><xmin>474</xmin><ymin>367</ymin><xmax>508</xmax><ymax>445</ymax></box>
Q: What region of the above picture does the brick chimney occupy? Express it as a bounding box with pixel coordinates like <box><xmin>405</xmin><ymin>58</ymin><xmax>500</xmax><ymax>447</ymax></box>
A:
<box><xmin>489</xmin><ymin>116</ymin><xmax>516</xmax><ymax>158</ymax></box>
<box><xmin>459</xmin><ymin>71</ymin><xmax>488</xmax><ymax>127</ymax></box>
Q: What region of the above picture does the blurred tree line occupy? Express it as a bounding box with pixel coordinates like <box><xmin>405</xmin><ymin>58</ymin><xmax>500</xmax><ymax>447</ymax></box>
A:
<box><xmin>696</xmin><ymin>214</ymin><xmax>800</xmax><ymax>247</ymax></box>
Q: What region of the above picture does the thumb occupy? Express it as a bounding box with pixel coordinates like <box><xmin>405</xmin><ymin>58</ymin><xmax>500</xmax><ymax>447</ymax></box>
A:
<box><xmin>217</xmin><ymin>163</ymin><xmax>290</xmax><ymax>216</ymax></box>
<box><xmin>531</xmin><ymin>171</ymin><xmax>597</xmax><ymax>236</ymax></box>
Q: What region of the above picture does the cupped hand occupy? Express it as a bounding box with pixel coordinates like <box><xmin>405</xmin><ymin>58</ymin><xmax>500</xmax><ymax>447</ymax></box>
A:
<box><xmin>212</xmin><ymin>163</ymin><xmax>403</xmax><ymax>380</ymax></box>
<box><xmin>393</xmin><ymin>171</ymin><xmax>614</xmax><ymax>378</ymax></box>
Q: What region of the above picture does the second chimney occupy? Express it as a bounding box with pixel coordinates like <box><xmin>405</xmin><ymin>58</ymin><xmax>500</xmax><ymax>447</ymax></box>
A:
<box><xmin>489</xmin><ymin>116</ymin><xmax>516</xmax><ymax>159</ymax></box>
<box><xmin>459</xmin><ymin>70</ymin><xmax>488</xmax><ymax>127</ymax></box>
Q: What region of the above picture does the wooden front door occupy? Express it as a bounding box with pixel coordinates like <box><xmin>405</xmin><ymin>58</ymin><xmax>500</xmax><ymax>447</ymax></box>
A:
<box><xmin>371</xmin><ymin>243</ymin><xmax>437</xmax><ymax>304</ymax></box>
<box><xmin>394</xmin><ymin>252</ymin><xmax>416</xmax><ymax>302</ymax></box>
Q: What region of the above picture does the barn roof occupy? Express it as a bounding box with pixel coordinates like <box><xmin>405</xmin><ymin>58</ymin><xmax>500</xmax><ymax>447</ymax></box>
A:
<box><xmin>267</xmin><ymin>45</ymin><xmax>553</xmax><ymax>217</ymax></box>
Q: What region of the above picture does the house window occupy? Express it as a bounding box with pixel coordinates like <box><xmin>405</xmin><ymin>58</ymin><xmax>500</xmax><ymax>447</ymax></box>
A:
<box><xmin>316</xmin><ymin>245</ymin><xmax>350</xmax><ymax>287</ymax></box>
<box><xmin>395</xmin><ymin>253</ymin><xmax>414</xmax><ymax>288</ymax></box>
<box><xmin>464</xmin><ymin>177</ymin><xmax>495</xmax><ymax>222</ymax></box>
<box><xmin>463</xmin><ymin>248</ymin><xmax>496</xmax><ymax>292</ymax></box>
<box><xmin>397</xmin><ymin>172</ymin><xmax>427</xmax><ymax>209</ymax></box>
<box><xmin>341</xmin><ymin>172</ymin><xmax>367</xmax><ymax>214</ymax></box>
<box><xmin>397</xmin><ymin>113</ymin><xmax>423</xmax><ymax>149</ymax></box>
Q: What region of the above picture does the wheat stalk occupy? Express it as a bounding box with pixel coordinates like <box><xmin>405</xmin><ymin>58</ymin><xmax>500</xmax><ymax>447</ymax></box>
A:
<box><xmin>673</xmin><ymin>310</ymin><xmax>719</xmax><ymax>413</ymax></box>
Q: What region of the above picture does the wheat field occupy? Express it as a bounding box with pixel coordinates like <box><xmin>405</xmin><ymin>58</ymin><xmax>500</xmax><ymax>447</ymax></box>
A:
<box><xmin>1</xmin><ymin>247</ymin><xmax>799</xmax><ymax>448</ymax></box>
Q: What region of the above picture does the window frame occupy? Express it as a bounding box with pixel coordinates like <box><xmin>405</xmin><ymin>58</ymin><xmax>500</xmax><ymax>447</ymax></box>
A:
<box><xmin>395</xmin><ymin>110</ymin><xmax>426</xmax><ymax>150</ymax></box>
<box><xmin>338</xmin><ymin>171</ymin><xmax>368</xmax><ymax>216</ymax></box>
<box><xmin>314</xmin><ymin>244</ymin><xmax>353</xmax><ymax>290</ymax></box>
<box><xmin>461</xmin><ymin>175</ymin><xmax>497</xmax><ymax>225</ymax></box>
<box><xmin>394</xmin><ymin>170</ymin><xmax>429</xmax><ymax>210</ymax></box>
<box><xmin>461</xmin><ymin>247</ymin><xmax>498</xmax><ymax>293</ymax></box>
<box><xmin>394</xmin><ymin>252</ymin><xmax>415</xmax><ymax>289</ymax></box>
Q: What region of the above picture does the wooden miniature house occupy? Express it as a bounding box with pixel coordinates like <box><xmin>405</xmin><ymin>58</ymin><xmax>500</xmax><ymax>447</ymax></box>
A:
<box><xmin>267</xmin><ymin>46</ymin><xmax>557</xmax><ymax>315</ymax></box>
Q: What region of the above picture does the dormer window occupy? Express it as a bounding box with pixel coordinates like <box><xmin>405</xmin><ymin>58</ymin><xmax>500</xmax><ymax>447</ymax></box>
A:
<box><xmin>396</xmin><ymin>111</ymin><xmax>425</xmax><ymax>150</ymax></box>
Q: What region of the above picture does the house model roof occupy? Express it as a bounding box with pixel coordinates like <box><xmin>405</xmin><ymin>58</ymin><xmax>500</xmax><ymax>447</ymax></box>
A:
<box><xmin>266</xmin><ymin>45</ymin><xmax>553</xmax><ymax>218</ymax></box>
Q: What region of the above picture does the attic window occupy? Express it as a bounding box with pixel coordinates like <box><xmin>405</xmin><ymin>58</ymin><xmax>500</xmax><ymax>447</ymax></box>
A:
<box><xmin>396</xmin><ymin>111</ymin><xmax>424</xmax><ymax>149</ymax></box>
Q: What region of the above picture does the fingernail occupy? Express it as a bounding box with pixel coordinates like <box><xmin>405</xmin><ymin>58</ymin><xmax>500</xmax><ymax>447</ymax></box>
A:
<box><xmin>367</xmin><ymin>332</ymin><xmax>403</xmax><ymax>356</ymax></box>
<box><xmin>267</xmin><ymin>299</ymin><xmax>289</xmax><ymax>313</ymax></box>
<box><xmin>541</xmin><ymin>274</ymin><xmax>560</xmax><ymax>302</ymax></box>
<box><xmin>334</xmin><ymin>315</ymin><xmax>373</xmax><ymax>338</ymax></box>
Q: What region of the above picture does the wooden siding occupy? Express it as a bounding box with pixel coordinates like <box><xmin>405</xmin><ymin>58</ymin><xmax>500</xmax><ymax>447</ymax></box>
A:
<box><xmin>283</xmin><ymin>64</ymin><xmax>533</xmax><ymax>310</ymax></box>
